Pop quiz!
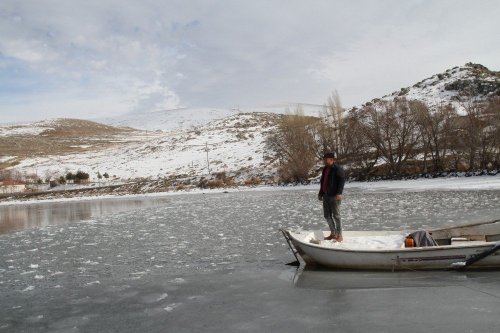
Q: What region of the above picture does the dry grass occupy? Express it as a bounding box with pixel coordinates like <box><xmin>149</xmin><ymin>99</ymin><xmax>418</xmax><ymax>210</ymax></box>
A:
<box><xmin>0</xmin><ymin>118</ymin><xmax>142</xmax><ymax>171</ymax></box>
<box><xmin>244</xmin><ymin>176</ymin><xmax>261</xmax><ymax>186</ymax></box>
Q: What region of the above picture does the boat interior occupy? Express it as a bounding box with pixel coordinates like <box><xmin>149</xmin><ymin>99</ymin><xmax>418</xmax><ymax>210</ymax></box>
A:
<box><xmin>429</xmin><ymin>219</ymin><xmax>500</xmax><ymax>245</ymax></box>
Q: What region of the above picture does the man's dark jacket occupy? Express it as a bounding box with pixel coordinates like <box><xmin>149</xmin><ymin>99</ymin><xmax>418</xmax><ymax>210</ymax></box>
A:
<box><xmin>319</xmin><ymin>164</ymin><xmax>346</xmax><ymax>197</ymax></box>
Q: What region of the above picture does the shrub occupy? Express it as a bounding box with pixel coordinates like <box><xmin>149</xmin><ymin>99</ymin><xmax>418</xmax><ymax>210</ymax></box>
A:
<box><xmin>206</xmin><ymin>179</ymin><xmax>225</xmax><ymax>188</ymax></box>
<box><xmin>213</xmin><ymin>171</ymin><xmax>226</xmax><ymax>180</ymax></box>
<box><xmin>74</xmin><ymin>170</ymin><xmax>90</xmax><ymax>184</ymax></box>
<box><xmin>244</xmin><ymin>176</ymin><xmax>261</xmax><ymax>186</ymax></box>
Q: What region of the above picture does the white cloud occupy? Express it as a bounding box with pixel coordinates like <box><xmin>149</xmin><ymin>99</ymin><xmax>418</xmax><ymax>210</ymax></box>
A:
<box><xmin>310</xmin><ymin>0</ymin><xmax>500</xmax><ymax>106</ymax></box>
<box><xmin>0</xmin><ymin>0</ymin><xmax>188</xmax><ymax>122</ymax></box>
<box><xmin>0</xmin><ymin>0</ymin><xmax>499</xmax><ymax>122</ymax></box>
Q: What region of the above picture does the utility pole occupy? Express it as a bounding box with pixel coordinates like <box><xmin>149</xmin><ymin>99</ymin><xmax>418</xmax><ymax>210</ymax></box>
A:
<box><xmin>97</xmin><ymin>163</ymin><xmax>101</xmax><ymax>188</ymax></box>
<box><xmin>205</xmin><ymin>142</ymin><xmax>210</xmax><ymax>174</ymax></box>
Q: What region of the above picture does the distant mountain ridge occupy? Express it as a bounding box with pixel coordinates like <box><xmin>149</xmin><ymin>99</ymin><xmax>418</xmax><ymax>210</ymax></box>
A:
<box><xmin>97</xmin><ymin>103</ymin><xmax>325</xmax><ymax>131</ymax></box>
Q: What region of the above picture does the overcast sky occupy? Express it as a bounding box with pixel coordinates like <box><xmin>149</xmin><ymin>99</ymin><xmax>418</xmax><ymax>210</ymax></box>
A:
<box><xmin>1</xmin><ymin>0</ymin><xmax>499</xmax><ymax>123</ymax></box>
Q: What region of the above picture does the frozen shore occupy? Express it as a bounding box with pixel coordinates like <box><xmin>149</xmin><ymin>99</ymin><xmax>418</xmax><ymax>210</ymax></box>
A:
<box><xmin>347</xmin><ymin>173</ymin><xmax>500</xmax><ymax>191</ymax></box>
<box><xmin>1</xmin><ymin>173</ymin><xmax>500</xmax><ymax>206</ymax></box>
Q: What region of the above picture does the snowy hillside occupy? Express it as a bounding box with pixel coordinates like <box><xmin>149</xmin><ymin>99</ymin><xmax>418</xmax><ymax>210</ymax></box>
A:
<box><xmin>98</xmin><ymin>103</ymin><xmax>325</xmax><ymax>131</ymax></box>
<box><xmin>0</xmin><ymin>119</ymin><xmax>59</xmax><ymax>137</ymax></box>
<box><xmin>371</xmin><ymin>63</ymin><xmax>500</xmax><ymax>113</ymax></box>
<box><xmin>9</xmin><ymin>113</ymin><xmax>281</xmax><ymax>183</ymax></box>
<box><xmin>241</xmin><ymin>103</ymin><xmax>326</xmax><ymax>117</ymax></box>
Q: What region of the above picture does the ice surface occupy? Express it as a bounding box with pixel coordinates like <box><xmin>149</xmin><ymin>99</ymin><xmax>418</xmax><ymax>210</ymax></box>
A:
<box><xmin>1</xmin><ymin>187</ymin><xmax>500</xmax><ymax>331</ymax></box>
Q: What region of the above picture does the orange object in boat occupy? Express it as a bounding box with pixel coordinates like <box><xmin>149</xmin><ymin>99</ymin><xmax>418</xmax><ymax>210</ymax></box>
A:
<box><xmin>405</xmin><ymin>237</ymin><xmax>415</xmax><ymax>248</ymax></box>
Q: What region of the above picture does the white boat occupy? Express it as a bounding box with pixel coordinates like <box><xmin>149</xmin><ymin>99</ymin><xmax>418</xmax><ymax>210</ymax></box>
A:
<box><xmin>281</xmin><ymin>219</ymin><xmax>500</xmax><ymax>270</ymax></box>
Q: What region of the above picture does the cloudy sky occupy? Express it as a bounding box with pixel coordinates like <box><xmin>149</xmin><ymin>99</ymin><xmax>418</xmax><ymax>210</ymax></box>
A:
<box><xmin>1</xmin><ymin>0</ymin><xmax>499</xmax><ymax>123</ymax></box>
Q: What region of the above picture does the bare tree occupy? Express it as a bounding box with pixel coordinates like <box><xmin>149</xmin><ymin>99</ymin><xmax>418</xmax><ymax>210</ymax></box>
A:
<box><xmin>266</xmin><ymin>107</ymin><xmax>319</xmax><ymax>182</ymax></box>
<box><xmin>455</xmin><ymin>98</ymin><xmax>497</xmax><ymax>170</ymax></box>
<box><xmin>312</xmin><ymin>118</ymin><xmax>336</xmax><ymax>159</ymax></box>
<box><xmin>319</xmin><ymin>91</ymin><xmax>349</xmax><ymax>158</ymax></box>
<box><xmin>342</xmin><ymin>109</ymin><xmax>380</xmax><ymax>179</ymax></box>
<box><xmin>487</xmin><ymin>97</ymin><xmax>500</xmax><ymax>168</ymax></box>
<box><xmin>358</xmin><ymin>99</ymin><xmax>421</xmax><ymax>175</ymax></box>
<box><xmin>415</xmin><ymin>102</ymin><xmax>460</xmax><ymax>172</ymax></box>
<box><xmin>413</xmin><ymin>101</ymin><xmax>433</xmax><ymax>172</ymax></box>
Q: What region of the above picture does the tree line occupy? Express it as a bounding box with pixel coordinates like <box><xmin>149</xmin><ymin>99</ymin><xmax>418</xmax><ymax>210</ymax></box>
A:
<box><xmin>266</xmin><ymin>93</ymin><xmax>500</xmax><ymax>182</ymax></box>
<box><xmin>0</xmin><ymin>169</ymin><xmax>110</xmax><ymax>185</ymax></box>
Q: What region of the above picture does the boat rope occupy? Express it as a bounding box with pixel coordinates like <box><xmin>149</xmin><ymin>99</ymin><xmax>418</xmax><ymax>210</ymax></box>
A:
<box><xmin>278</xmin><ymin>228</ymin><xmax>300</xmax><ymax>266</ymax></box>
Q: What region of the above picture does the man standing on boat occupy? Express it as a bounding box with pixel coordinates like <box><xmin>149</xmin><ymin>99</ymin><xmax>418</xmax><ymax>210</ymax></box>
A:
<box><xmin>318</xmin><ymin>152</ymin><xmax>346</xmax><ymax>241</ymax></box>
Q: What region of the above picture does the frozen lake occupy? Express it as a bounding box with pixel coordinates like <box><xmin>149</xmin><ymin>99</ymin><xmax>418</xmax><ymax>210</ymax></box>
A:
<box><xmin>1</xmin><ymin>181</ymin><xmax>500</xmax><ymax>332</ymax></box>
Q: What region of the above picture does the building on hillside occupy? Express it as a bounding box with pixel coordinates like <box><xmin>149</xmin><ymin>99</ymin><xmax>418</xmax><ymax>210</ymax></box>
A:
<box><xmin>0</xmin><ymin>180</ymin><xmax>27</xmax><ymax>194</ymax></box>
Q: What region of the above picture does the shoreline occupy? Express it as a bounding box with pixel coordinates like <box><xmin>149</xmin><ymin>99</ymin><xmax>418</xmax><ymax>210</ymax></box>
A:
<box><xmin>1</xmin><ymin>174</ymin><xmax>500</xmax><ymax>206</ymax></box>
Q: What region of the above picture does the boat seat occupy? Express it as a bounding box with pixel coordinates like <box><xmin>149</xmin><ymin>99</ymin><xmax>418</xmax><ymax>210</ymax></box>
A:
<box><xmin>451</xmin><ymin>237</ymin><xmax>489</xmax><ymax>245</ymax></box>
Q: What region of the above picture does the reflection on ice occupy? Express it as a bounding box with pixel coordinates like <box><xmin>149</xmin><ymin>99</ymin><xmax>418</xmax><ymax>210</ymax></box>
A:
<box><xmin>292</xmin><ymin>267</ymin><xmax>500</xmax><ymax>296</ymax></box>
<box><xmin>0</xmin><ymin>197</ymin><xmax>171</xmax><ymax>234</ymax></box>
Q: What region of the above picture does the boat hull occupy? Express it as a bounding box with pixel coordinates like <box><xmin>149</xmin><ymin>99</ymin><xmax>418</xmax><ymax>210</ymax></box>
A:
<box><xmin>285</xmin><ymin>228</ymin><xmax>500</xmax><ymax>270</ymax></box>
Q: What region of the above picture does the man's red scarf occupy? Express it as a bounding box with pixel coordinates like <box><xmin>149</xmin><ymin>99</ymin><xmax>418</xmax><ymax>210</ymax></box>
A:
<box><xmin>321</xmin><ymin>166</ymin><xmax>331</xmax><ymax>193</ymax></box>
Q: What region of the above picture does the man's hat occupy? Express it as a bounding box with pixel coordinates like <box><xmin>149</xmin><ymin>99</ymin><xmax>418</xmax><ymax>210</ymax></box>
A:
<box><xmin>323</xmin><ymin>152</ymin><xmax>336</xmax><ymax>159</ymax></box>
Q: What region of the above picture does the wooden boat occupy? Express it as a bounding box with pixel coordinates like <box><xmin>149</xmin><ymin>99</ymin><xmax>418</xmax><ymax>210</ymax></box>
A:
<box><xmin>281</xmin><ymin>219</ymin><xmax>500</xmax><ymax>270</ymax></box>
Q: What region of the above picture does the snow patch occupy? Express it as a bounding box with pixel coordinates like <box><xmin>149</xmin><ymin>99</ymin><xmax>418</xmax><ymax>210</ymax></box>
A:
<box><xmin>85</xmin><ymin>281</ymin><xmax>100</xmax><ymax>286</ymax></box>
<box><xmin>164</xmin><ymin>303</ymin><xmax>181</xmax><ymax>312</ymax></box>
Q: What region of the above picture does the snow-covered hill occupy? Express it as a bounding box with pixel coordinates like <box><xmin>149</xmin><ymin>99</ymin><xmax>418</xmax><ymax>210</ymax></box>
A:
<box><xmin>2</xmin><ymin>105</ymin><xmax>322</xmax><ymax>184</ymax></box>
<box><xmin>6</xmin><ymin>113</ymin><xmax>281</xmax><ymax>183</ymax></box>
<box><xmin>368</xmin><ymin>63</ymin><xmax>500</xmax><ymax>113</ymax></box>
